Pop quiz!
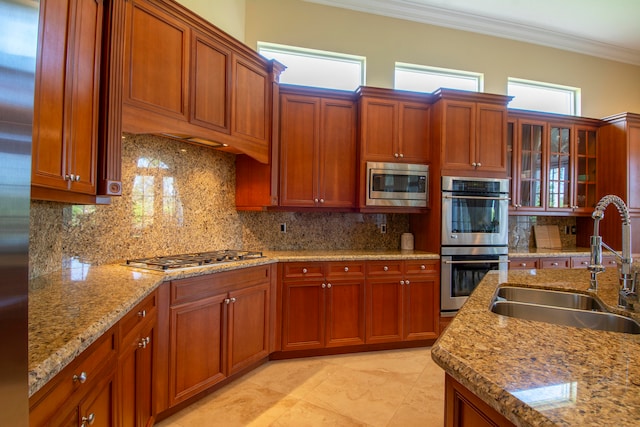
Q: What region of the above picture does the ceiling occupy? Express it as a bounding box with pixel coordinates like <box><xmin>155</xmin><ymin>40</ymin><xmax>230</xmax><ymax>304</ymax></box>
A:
<box><xmin>304</xmin><ymin>0</ymin><xmax>640</xmax><ymax>66</ymax></box>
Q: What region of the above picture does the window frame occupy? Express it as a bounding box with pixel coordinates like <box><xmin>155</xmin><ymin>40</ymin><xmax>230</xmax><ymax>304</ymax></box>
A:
<box><xmin>257</xmin><ymin>41</ymin><xmax>366</xmax><ymax>90</ymax></box>
<box><xmin>507</xmin><ymin>78</ymin><xmax>581</xmax><ymax>116</ymax></box>
<box><xmin>394</xmin><ymin>62</ymin><xmax>484</xmax><ymax>93</ymax></box>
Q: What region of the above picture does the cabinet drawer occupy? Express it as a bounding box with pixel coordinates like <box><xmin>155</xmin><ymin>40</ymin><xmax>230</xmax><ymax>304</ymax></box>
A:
<box><xmin>570</xmin><ymin>256</ymin><xmax>591</xmax><ymax>269</ymax></box>
<box><xmin>30</xmin><ymin>327</ymin><xmax>117</xmax><ymax>425</ymax></box>
<box><xmin>326</xmin><ymin>262</ymin><xmax>365</xmax><ymax>279</ymax></box>
<box><xmin>366</xmin><ymin>261</ymin><xmax>403</xmax><ymax>276</ymax></box>
<box><xmin>540</xmin><ymin>257</ymin><xmax>570</xmax><ymax>269</ymax></box>
<box><xmin>119</xmin><ymin>290</ymin><xmax>157</xmax><ymax>338</ymax></box>
<box><xmin>281</xmin><ymin>262</ymin><xmax>324</xmax><ymax>280</ymax></box>
<box><xmin>404</xmin><ymin>260</ymin><xmax>439</xmax><ymax>275</ymax></box>
<box><xmin>509</xmin><ymin>258</ymin><xmax>538</xmax><ymax>269</ymax></box>
<box><xmin>602</xmin><ymin>256</ymin><xmax>618</xmax><ymax>269</ymax></box>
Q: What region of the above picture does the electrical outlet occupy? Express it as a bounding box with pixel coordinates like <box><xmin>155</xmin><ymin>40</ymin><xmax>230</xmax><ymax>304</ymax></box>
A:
<box><xmin>280</xmin><ymin>223</ymin><xmax>287</xmax><ymax>233</ymax></box>
<box><xmin>380</xmin><ymin>223</ymin><xmax>387</xmax><ymax>234</ymax></box>
<box><xmin>571</xmin><ymin>225</ymin><xmax>576</xmax><ymax>235</ymax></box>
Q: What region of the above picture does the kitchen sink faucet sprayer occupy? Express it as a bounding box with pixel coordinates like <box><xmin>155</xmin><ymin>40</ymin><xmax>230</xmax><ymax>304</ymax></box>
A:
<box><xmin>588</xmin><ymin>195</ymin><xmax>636</xmax><ymax>308</ymax></box>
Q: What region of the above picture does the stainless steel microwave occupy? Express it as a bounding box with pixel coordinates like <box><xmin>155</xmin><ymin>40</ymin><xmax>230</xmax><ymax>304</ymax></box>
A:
<box><xmin>366</xmin><ymin>162</ymin><xmax>429</xmax><ymax>207</ymax></box>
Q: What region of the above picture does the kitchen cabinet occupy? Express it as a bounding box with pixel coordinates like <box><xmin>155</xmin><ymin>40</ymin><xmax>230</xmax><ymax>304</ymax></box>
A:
<box><xmin>577</xmin><ymin>113</ymin><xmax>640</xmax><ymax>252</ymax></box>
<box><xmin>507</xmin><ymin>110</ymin><xmax>600</xmax><ymax>215</ymax></box>
<box><xmin>31</xmin><ymin>0</ymin><xmax>123</xmax><ymax>204</ymax></box>
<box><xmin>30</xmin><ymin>326</ymin><xmax>118</xmax><ymax>427</ymax></box>
<box><xmin>167</xmin><ymin>266</ymin><xmax>271</xmax><ymax>407</ymax></box>
<box><xmin>357</xmin><ymin>87</ymin><xmax>432</xmax><ymax>163</ymax></box>
<box><xmin>508</xmin><ymin>255</ymin><xmax>616</xmax><ymax>270</ymax></box>
<box><xmin>118</xmin><ymin>291</ymin><xmax>157</xmax><ymax>427</ymax></box>
<box><xmin>122</xmin><ymin>0</ymin><xmax>282</xmax><ymax>164</ymax></box>
<box><xmin>365</xmin><ymin>260</ymin><xmax>439</xmax><ymax>344</ymax></box>
<box><xmin>281</xmin><ymin>262</ymin><xmax>365</xmax><ymax>351</ymax></box>
<box><xmin>433</xmin><ymin>89</ymin><xmax>512</xmax><ymax>178</ymax></box>
<box><xmin>445</xmin><ymin>374</ymin><xmax>515</xmax><ymax>427</ymax></box>
<box><xmin>279</xmin><ymin>86</ymin><xmax>357</xmax><ymax>209</ymax></box>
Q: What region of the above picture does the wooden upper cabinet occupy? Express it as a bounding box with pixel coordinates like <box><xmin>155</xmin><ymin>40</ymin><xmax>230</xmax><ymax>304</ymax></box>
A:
<box><xmin>434</xmin><ymin>89</ymin><xmax>512</xmax><ymax>177</ymax></box>
<box><xmin>123</xmin><ymin>0</ymin><xmax>189</xmax><ymax>119</ymax></box>
<box><xmin>358</xmin><ymin>88</ymin><xmax>431</xmax><ymax>163</ymax></box>
<box><xmin>190</xmin><ymin>30</ymin><xmax>231</xmax><ymax>132</ymax></box>
<box><xmin>32</xmin><ymin>0</ymin><xmax>103</xmax><ymax>199</ymax></box>
<box><xmin>122</xmin><ymin>0</ymin><xmax>280</xmax><ymax>164</ymax></box>
<box><xmin>279</xmin><ymin>86</ymin><xmax>356</xmax><ymax>209</ymax></box>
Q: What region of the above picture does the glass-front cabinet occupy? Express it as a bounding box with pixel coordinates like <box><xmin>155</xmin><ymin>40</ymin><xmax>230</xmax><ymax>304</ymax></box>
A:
<box><xmin>507</xmin><ymin>110</ymin><xmax>600</xmax><ymax>215</ymax></box>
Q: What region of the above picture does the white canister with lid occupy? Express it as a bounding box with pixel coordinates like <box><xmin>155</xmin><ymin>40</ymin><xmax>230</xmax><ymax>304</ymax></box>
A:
<box><xmin>401</xmin><ymin>233</ymin><xmax>414</xmax><ymax>251</ymax></box>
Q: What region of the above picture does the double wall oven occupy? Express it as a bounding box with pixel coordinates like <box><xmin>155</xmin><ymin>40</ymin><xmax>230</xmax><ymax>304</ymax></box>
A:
<box><xmin>440</xmin><ymin>176</ymin><xmax>510</xmax><ymax>314</ymax></box>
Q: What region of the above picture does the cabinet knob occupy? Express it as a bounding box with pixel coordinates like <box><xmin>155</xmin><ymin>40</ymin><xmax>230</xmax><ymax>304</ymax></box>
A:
<box><xmin>477</xmin><ymin>162</ymin><xmax>481</xmax><ymax>167</ymax></box>
<box><xmin>73</xmin><ymin>371</ymin><xmax>87</xmax><ymax>383</ymax></box>
<box><xmin>581</xmin><ymin>261</ymin><xmax>588</xmax><ymax>265</ymax></box>
<box><xmin>399</xmin><ymin>153</ymin><xmax>404</xmax><ymax>158</ymax></box>
<box><xmin>138</xmin><ymin>336</ymin><xmax>150</xmax><ymax>348</ymax></box>
<box><xmin>64</xmin><ymin>174</ymin><xmax>71</xmax><ymax>181</ymax></box>
<box><xmin>520</xmin><ymin>263</ymin><xmax>527</xmax><ymax>267</ymax></box>
<box><xmin>383</xmin><ymin>266</ymin><xmax>388</xmax><ymax>271</ymax></box>
<box><xmin>230</xmin><ymin>297</ymin><xmax>236</xmax><ymax>303</ymax></box>
<box><xmin>314</xmin><ymin>198</ymin><xmax>319</xmax><ymax>203</ymax></box>
<box><xmin>81</xmin><ymin>413</ymin><xmax>95</xmax><ymax>426</ymax></box>
<box><xmin>552</xmin><ymin>262</ymin><xmax>559</xmax><ymax>266</ymax></box>
<box><xmin>420</xmin><ymin>265</ymin><xmax>426</xmax><ymax>270</ymax></box>
<box><xmin>405</xmin><ymin>280</ymin><xmax>410</xmax><ymax>285</ymax></box>
<box><xmin>321</xmin><ymin>283</ymin><xmax>326</xmax><ymax>288</ymax></box>
<box><xmin>471</xmin><ymin>162</ymin><xmax>477</xmax><ymax>167</ymax></box>
<box><xmin>302</xmin><ymin>268</ymin><xmax>308</xmax><ymax>274</ymax></box>
<box><xmin>75</xmin><ymin>175</ymin><xmax>81</xmax><ymax>181</ymax></box>
<box><xmin>224</xmin><ymin>298</ymin><xmax>231</xmax><ymax>304</ymax></box>
<box><xmin>400</xmin><ymin>280</ymin><xmax>405</xmax><ymax>285</ymax></box>
<box><xmin>320</xmin><ymin>198</ymin><xmax>324</xmax><ymax>203</ymax></box>
<box><xmin>344</xmin><ymin>267</ymin><xmax>349</xmax><ymax>272</ymax></box>
<box><xmin>327</xmin><ymin>283</ymin><xmax>332</xmax><ymax>289</ymax></box>
<box><xmin>137</xmin><ymin>309</ymin><xmax>146</xmax><ymax>318</ymax></box>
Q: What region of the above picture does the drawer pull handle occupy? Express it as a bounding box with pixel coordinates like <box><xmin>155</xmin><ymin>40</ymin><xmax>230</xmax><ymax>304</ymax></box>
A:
<box><xmin>137</xmin><ymin>309</ymin><xmax>146</xmax><ymax>318</ymax></box>
<box><xmin>73</xmin><ymin>371</ymin><xmax>87</xmax><ymax>383</ymax></box>
<box><xmin>81</xmin><ymin>413</ymin><xmax>95</xmax><ymax>426</ymax></box>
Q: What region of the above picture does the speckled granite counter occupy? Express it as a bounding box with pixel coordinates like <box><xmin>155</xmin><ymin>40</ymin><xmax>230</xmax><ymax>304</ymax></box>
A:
<box><xmin>29</xmin><ymin>250</ymin><xmax>438</xmax><ymax>397</ymax></box>
<box><xmin>431</xmin><ymin>268</ymin><xmax>640</xmax><ymax>427</ymax></box>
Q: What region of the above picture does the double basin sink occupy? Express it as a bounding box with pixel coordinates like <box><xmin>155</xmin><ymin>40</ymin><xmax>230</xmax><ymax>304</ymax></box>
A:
<box><xmin>490</xmin><ymin>286</ymin><xmax>640</xmax><ymax>334</ymax></box>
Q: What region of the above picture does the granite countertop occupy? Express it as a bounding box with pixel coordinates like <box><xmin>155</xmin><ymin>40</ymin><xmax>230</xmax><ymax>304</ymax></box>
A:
<box><xmin>28</xmin><ymin>250</ymin><xmax>438</xmax><ymax>397</ymax></box>
<box><xmin>431</xmin><ymin>268</ymin><xmax>640</xmax><ymax>427</ymax></box>
<box><xmin>508</xmin><ymin>247</ymin><xmax>592</xmax><ymax>257</ymax></box>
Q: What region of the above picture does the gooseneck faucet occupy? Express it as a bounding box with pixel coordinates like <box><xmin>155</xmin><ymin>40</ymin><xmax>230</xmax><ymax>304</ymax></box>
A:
<box><xmin>588</xmin><ymin>195</ymin><xmax>636</xmax><ymax>308</ymax></box>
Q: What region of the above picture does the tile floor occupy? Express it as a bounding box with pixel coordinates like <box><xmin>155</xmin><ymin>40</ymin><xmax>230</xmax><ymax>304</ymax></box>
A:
<box><xmin>155</xmin><ymin>347</ymin><xmax>445</xmax><ymax>427</ymax></box>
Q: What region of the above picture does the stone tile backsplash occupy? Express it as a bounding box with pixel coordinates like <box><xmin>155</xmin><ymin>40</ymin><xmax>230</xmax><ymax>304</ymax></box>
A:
<box><xmin>508</xmin><ymin>215</ymin><xmax>577</xmax><ymax>249</ymax></box>
<box><xmin>29</xmin><ymin>134</ymin><xmax>410</xmax><ymax>278</ymax></box>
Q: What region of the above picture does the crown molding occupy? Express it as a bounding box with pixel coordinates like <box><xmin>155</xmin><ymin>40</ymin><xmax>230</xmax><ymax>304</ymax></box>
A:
<box><xmin>304</xmin><ymin>0</ymin><xmax>640</xmax><ymax>66</ymax></box>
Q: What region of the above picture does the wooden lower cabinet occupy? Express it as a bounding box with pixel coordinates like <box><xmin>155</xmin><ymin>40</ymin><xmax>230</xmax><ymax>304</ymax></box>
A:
<box><xmin>366</xmin><ymin>260</ymin><xmax>440</xmax><ymax>344</ymax></box>
<box><xmin>281</xmin><ymin>262</ymin><xmax>365</xmax><ymax>351</ymax></box>
<box><xmin>445</xmin><ymin>374</ymin><xmax>515</xmax><ymax>427</ymax></box>
<box><xmin>167</xmin><ymin>265</ymin><xmax>272</xmax><ymax>407</ymax></box>
<box><xmin>509</xmin><ymin>255</ymin><xmax>617</xmax><ymax>270</ymax></box>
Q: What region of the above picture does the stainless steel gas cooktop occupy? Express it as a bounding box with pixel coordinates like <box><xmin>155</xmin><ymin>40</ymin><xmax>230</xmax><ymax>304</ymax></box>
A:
<box><xmin>126</xmin><ymin>250</ymin><xmax>264</xmax><ymax>270</ymax></box>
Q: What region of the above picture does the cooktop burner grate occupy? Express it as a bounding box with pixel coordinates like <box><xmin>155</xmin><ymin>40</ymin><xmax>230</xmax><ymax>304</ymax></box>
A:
<box><xmin>126</xmin><ymin>250</ymin><xmax>264</xmax><ymax>270</ymax></box>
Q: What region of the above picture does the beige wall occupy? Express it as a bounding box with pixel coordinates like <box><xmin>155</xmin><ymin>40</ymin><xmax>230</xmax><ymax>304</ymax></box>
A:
<box><xmin>176</xmin><ymin>0</ymin><xmax>245</xmax><ymax>41</ymax></box>
<box><xmin>245</xmin><ymin>0</ymin><xmax>640</xmax><ymax>118</ymax></box>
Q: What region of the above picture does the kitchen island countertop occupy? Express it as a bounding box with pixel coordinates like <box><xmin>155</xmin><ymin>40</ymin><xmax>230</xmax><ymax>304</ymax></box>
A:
<box><xmin>28</xmin><ymin>249</ymin><xmax>438</xmax><ymax>397</ymax></box>
<box><xmin>431</xmin><ymin>267</ymin><xmax>640</xmax><ymax>427</ymax></box>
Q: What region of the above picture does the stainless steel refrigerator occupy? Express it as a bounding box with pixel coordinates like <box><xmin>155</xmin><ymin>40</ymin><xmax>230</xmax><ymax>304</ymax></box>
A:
<box><xmin>0</xmin><ymin>0</ymin><xmax>39</xmax><ymax>425</ymax></box>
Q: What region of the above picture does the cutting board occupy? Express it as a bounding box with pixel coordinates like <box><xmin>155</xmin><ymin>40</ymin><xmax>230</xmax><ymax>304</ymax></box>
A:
<box><xmin>534</xmin><ymin>225</ymin><xmax>562</xmax><ymax>249</ymax></box>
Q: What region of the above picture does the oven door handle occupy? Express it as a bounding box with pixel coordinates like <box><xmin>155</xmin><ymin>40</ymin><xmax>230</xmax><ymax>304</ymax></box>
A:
<box><xmin>443</xmin><ymin>195</ymin><xmax>511</xmax><ymax>201</ymax></box>
<box><xmin>443</xmin><ymin>260</ymin><xmax>511</xmax><ymax>265</ymax></box>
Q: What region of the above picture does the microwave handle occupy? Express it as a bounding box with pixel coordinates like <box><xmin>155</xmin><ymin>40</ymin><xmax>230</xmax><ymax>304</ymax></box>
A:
<box><xmin>443</xmin><ymin>195</ymin><xmax>511</xmax><ymax>201</ymax></box>
<box><xmin>443</xmin><ymin>260</ymin><xmax>511</xmax><ymax>265</ymax></box>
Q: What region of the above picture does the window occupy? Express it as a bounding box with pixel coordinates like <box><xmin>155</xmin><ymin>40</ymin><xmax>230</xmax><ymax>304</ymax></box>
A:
<box><xmin>508</xmin><ymin>78</ymin><xmax>581</xmax><ymax>115</ymax></box>
<box><xmin>258</xmin><ymin>42</ymin><xmax>365</xmax><ymax>91</ymax></box>
<box><xmin>394</xmin><ymin>63</ymin><xmax>483</xmax><ymax>93</ymax></box>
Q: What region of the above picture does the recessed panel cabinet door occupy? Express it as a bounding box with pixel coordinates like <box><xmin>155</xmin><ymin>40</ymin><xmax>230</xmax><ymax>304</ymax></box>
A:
<box><xmin>124</xmin><ymin>0</ymin><xmax>188</xmax><ymax>119</ymax></box>
<box><xmin>403</xmin><ymin>278</ymin><xmax>438</xmax><ymax>340</ymax></box>
<box><xmin>366</xmin><ymin>279</ymin><xmax>403</xmax><ymax>343</ymax></box>
<box><xmin>441</xmin><ymin>101</ymin><xmax>474</xmax><ymax>170</ymax></box>
<box><xmin>399</xmin><ymin>102</ymin><xmax>430</xmax><ymax>162</ymax></box>
<box><xmin>325</xmin><ymin>279</ymin><xmax>365</xmax><ymax>347</ymax></box>
<box><xmin>361</xmin><ymin>98</ymin><xmax>398</xmax><ymax>160</ymax></box>
<box><xmin>232</xmin><ymin>54</ymin><xmax>270</xmax><ymax>144</ymax></box>
<box><xmin>476</xmin><ymin>103</ymin><xmax>508</xmax><ymax>173</ymax></box>
<box><xmin>282</xmin><ymin>281</ymin><xmax>325</xmax><ymax>350</ymax></box>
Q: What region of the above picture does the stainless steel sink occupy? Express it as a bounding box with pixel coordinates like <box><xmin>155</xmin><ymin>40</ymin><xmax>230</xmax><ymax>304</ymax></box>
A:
<box><xmin>496</xmin><ymin>286</ymin><xmax>606</xmax><ymax>311</ymax></box>
<box><xmin>491</xmin><ymin>286</ymin><xmax>640</xmax><ymax>334</ymax></box>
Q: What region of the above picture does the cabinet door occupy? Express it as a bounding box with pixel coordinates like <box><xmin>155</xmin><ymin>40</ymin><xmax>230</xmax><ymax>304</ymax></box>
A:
<box><xmin>398</xmin><ymin>102</ymin><xmax>430</xmax><ymax>162</ymax></box>
<box><xmin>227</xmin><ymin>282</ymin><xmax>270</xmax><ymax>375</ymax></box>
<box><xmin>627</xmin><ymin>124</ymin><xmax>640</xmax><ymax>210</ymax></box>
<box><xmin>360</xmin><ymin>98</ymin><xmax>398</xmax><ymax>160</ymax></box>
<box><xmin>169</xmin><ymin>293</ymin><xmax>227</xmax><ymax>406</ymax></box>
<box><xmin>123</xmin><ymin>0</ymin><xmax>188</xmax><ymax>119</ymax></box>
<box><xmin>232</xmin><ymin>53</ymin><xmax>270</xmax><ymax>144</ymax></box>
<box><xmin>77</xmin><ymin>370</ymin><xmax>115</xmax><ymax>427</ymax></box>
<box><xmin>516</xmin><ymin>121</ymin><xmax>545</xmax><ymax>211</ymax></box>
<box><xmin>319</xmin><ymin>98</ymin><xmax>357</xmax><ymax>208</ymax></box>
<box><xmin>279</xmin><ymin>94</ymin><xmax>319</xmax><ymax>207</ymax></box>
<box><xmin>190</xmin><ymin>30</ymin><xmax>231</xmax><ymax>132</ymax></box>
<box><xmin>366</xmin><ymin>279</ymin><xmax>403</xmax><ymax>343</ymax></box>
<box><xmin>32</xmin><ymin>0</ymin><xmax>102</xmax><ymax>195</ymax></box>
<box><xmin>325</xmin><ymin>279</ymin><xmax>365</xmax><ymax>347</ymax></box>
<box><xmin>476</xmin><ymin>103</ymin><xmax>508</xmax><ymax>174</ymax></box>
<box><xmin>403</xmin><ymin>276</ymin><xmax>439</xmax><ymax>340</ymax></box>
<box><xmin>547</xmin><ymin>125</ymin><xmax>572</xmax><ymax>212</ymax></box>
<box><xmin>282</xmin><ymin>280</ymin><xmax>325</xmax><ymax>350</ymax></box>
<box><xmin>574</xmin><ymin>127</ymin><xmax>597</xmax><ymax>212</ymax></box>
<box><xmin>441</xmin><ymin>100</ymin><xmax>475</xmax><ymax>171</ymax></box>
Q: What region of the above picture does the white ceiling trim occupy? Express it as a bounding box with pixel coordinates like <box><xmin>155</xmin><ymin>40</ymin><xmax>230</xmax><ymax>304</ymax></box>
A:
<box><xmin>304</xmin><ymin>0</ymin><xmax>640</xmax><ymax>66</ymax></box>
